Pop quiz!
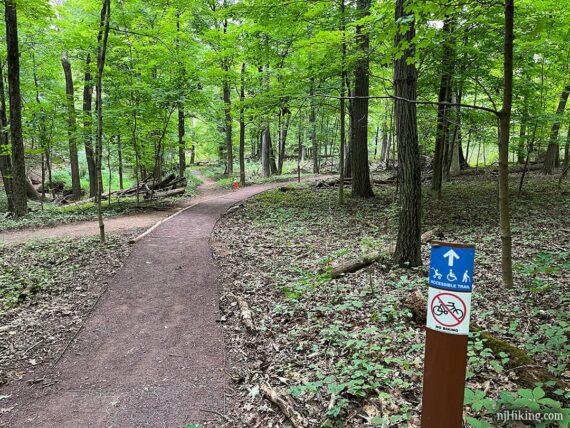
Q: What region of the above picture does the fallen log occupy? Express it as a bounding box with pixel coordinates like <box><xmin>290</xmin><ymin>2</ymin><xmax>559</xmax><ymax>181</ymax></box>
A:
<box><xmin>144</xmin><ymin>187</ymin><xmax>185</xmax><ymax>200</ymax></box>
<box><xmin>330</xmin><ymin>255</ymin><xmax>386</xmax><ymax>279</ymax></box>
<box><xmin>261</xmin><ymin>383</ymin><xmax>308</xmax><ymax>428</ymax></box>
<box><xmin>421</xmin><ymin>227</ymin><xmax>443</xmax><ymax>243</ymax></box>
<box><xmin>233</xmin><ymin>294</ymin><xmax>254</xmax><ymax>330</ymax></box>
<box><xmin>402</xmin><ymin>291</ymin><xmax>569</xmax><ymax>399</ymax></box>
<box><xmin>151</xmin><ymin>172</ymin><xmax>176</xmax><ymax>190</ymax></box>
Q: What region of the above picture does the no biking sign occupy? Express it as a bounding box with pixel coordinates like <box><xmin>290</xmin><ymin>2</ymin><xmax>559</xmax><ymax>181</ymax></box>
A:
<box><xmin>426</xmin><ymin>288</ymin><xmax>471</xmax><ymax>335</ymax></box>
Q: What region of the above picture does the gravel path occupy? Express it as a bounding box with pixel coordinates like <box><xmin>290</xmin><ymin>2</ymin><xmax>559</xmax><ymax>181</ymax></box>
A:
<box><xmin>0</xmin><ymin>179</ymin><xmax>282</xmax><ymax>427</ymax></box>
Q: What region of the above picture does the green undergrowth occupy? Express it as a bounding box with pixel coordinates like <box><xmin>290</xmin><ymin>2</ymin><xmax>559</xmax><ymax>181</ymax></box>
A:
<box><xmin>223</xmin><ymin>173</ymin><xmax>568</xmax><ymax>426</ymax></box>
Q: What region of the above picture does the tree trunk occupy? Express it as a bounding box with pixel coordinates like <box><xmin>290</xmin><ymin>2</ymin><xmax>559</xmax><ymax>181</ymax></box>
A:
<box><xmin>223</xmin><ymin>76</ymin><xmax>233</xmax><ymax>175</ymax></box>
<box><xmin>178</xmin><ymin>100</ymin><xmax>186</xmax><ymax>178</ymax></box>
<box><xmin>344</xmin><ymin>76</ymin><xmax>352</xmax><ymax>178</ymax></box>
<box><xmin>117</xmin><ymin>134</ymin><xmax>124</xmax><ymax>190</ymax></box>
<box><xmin>95</xmin><ymin>0</ymin><xmax>111</xmax><ymax>243</ymax></box>
<box><xmin>350</xmin><ymin>0</ymin><xmax>374</xmax><ymax>198</ymax></box>
<box><xmin>339</xmin><ymin>0</ymin><xmax>347</xmax><ymax>205</ymax></box>
<box><xmin>4</xmin><ymin>0</ymin><xmax>27</xmax><ymax>217</ymax></box>
<box><xmin>277</xmin><ymin>105</ymin><xmax>290</xmax><ymax>175</ymax></box>
<box><xmin>431</xmin><ymin>18</ymin><xmax>454</xmax><ymax>197</ymax></box>
<box><xmin>543</xmin><ymin>85</ymin><xmax>570</xmax><ymax>174</ymax></box>
<box><xmin>83</xmin><ymin>54</ymin><xmax>97</xmax><ymax>198</ymax></box>
<box><xmin>393</xmin><ymin>0</ymin><xmax>421</xmax><ymax>267</ymax></box>
<box><xmin>310</xmin><ymin>77</ymin><xmax>319</xmax><ymax>173</ymax></box>
<box><xmin>239</xmin><ymin>62</ymin><xmax>246</xmax><ymax>186</ymax></box>
<box><xmin>0</xmin><ymin>59</ymin><xmax>13</xmax><ymax>212</ymax></box>
<box><xmin>497</xmin><ymin>0</ymin><xmax>514</xmax><ymax>288</ymax></box>
<box><xmin>61</xmin><ymin>51</ymin><xmax>82</xmax><ymax>200</ymax></box>
<box><xmin>261</xmin><ymin>124</ymin><xmax>272</xmax><ymax>178</ymax></box>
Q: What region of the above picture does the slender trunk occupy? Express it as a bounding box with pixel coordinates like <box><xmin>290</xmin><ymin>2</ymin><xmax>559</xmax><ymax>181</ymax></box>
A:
<box><xmin>178</xmin><ymin>101</ymin><xmax>186</xmax><ymax>178</ymax></box>
<box><xmin>177</xmin><ymin>12</ymin><xmax>186</xmax><ymax>179</ymax></box>
<box><xmin>261</xmin><ymin>124</ymin><xmax>272</xmax><ymax>177</ymax></box>
<box><xmin>345</xmin><ymin>76</ymin><xmax>353</xmax><ymax>178</ymax></box>
<box><xmin>277</xmin><ymin>105</ymin><xmax>290</xmax><ymax>175</ymax></box>
<box><xmin>432</xmin><ymin>18</ymin><xmax>454</xmax><ymax>197</ymax></box>
<box><xmin>0</xmin><ymin>59</ymin><xmax>13</xmax><ymax>211</ymax></box>
<box><xmin>95</xmin><ymin>0</ymin><xmax>111</xmax><ymax>243</ymax></box>
<box><xmin>393</xmin><ymin>0</ymin><xmax>421</xmax><ymax>267</ymax></box>
<box><xmin>497</xmin><ymin>0</ymin><xmax>514</xmax><ymax>288</ymax></box>
<box><xmin>117</xmin><ymin>134</ymin><xmax>123</xmax><ymax>189</ymax></box>
<box><xmin>339</xmin><ymin>0</ymin><xmax>346</xmax><ymax>205</ymax></box>
<box><xmin>61</xmin><ymin>51</ymin><xmax>82</xmax><ymax>200</ymax></box>
<box><xmin>543</xmin><ymin>85</ymin><xmax>570</xmax><ymax>174</ymax></box>
<box><xmin>4</xmin><ymin>0</ymin><xmax>26</xmax><ymax>217</ymax></box>
<box><xmin>239</xmin><ymin>62</ymin><xmax>246</xmax><ymax>186</ymax></box>
<box><xmin>223</xmin><ymin>76</ymin><xmax>233</xmax><ymax>175</ymax></box>
<box><xmin>310</xmin><ymin>77</ymin><xmax>319</xmax><ymax>173</ymax></box>
<box><xmin>351</xmin><ymin>0</ymin><xmax>374</xmax><ymax>198</ymax></box>
<box><xmin>558</xmin><ymin>124</ymin><xmax>570</xmax><ymax>187</ymax></box>
<box><xmin>83</xmin><ymin>54</ymin><xmax>97</xmax><ymax>198</ymax></box>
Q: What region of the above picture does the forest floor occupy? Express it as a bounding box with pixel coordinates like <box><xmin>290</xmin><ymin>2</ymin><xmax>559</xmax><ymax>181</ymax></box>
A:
<box><xmin>213</xmin><ymin>171</ymin><xmax>569</xmax><ymax>427</ymax></box>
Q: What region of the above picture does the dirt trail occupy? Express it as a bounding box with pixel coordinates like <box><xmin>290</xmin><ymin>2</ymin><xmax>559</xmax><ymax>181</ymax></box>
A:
<box><xmin>0</xmin><ymin>171</ymin><xmax>225</xmax><ymax>244</ymax></box>
<box><xmin>0</xmin><ymin>178</ymin><xmax>285</xmax><ymax>427</ymax></box>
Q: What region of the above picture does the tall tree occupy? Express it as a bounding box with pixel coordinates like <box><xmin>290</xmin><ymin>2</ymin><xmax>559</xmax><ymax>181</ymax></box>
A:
<box><xmin>393</xmin><ymin>0</ymin><xmax>421</xmax><ymax>267</ymax></box>
<box><xmin>95</xmin><ymin>0</ymin><xmax>111</xmax><ymax>243</ymax></box>
<box><xmin>83</xmin><ymin>53</ymin><xmax>97</xmax><ymax>198</ymax></box>
<box><xmin>350</xmin><ymin>0</ymin><xmax>373</xmax><ymax>198</ymax></box>
<box><xmin>497</xmin><ymin>0</ymin><xmax>515</xmax><ymax>288</ymax></box>
<box><xmin>239</xmin><ymin>62</ymin><xmax>246</xmax><ymax>186</ymax></box>
<box><xmin>4</xmin><ymin>0</ymin><xmax>27</xmax><ymax>217</ymax></box>
<box><xmin>431</xmin><ymin>19</ymin><xmax>455</xmax><ymax>198</ymax></box>
<box><xmin>61</xmin><ymin>51</ymin><xmax>82</xmax><ymax>200</ymax></box>
<box><xmin>338</xmin><ymin>0</ymin><xmax>347</xmax><ymax>205</ymax></box>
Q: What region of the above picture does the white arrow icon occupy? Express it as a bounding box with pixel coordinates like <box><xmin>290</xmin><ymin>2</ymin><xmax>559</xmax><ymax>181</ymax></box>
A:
<box><xmin>443</xmin><ymin>249</ymin><xmax>460</xmax><ymax>267</ymax></box>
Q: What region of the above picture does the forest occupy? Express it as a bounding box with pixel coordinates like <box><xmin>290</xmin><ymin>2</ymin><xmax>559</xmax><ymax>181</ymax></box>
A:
<box><xmin>0</xmin><ymin>0</ymin><xmax>569</xmax><ymax>427</ymax></box>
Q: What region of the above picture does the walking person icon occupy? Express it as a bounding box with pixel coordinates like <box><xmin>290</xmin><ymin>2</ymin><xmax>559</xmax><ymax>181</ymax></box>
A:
<box><xmin>462</xmin><ymin>270</ymin><xmax>471</xmax><ymax>283</ymax></box>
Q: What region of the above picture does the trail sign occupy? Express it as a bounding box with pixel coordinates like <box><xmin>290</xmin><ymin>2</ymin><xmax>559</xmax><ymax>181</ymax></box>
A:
<box><xmin>429</xmin><ymin>242</ymin><xmax>475</xmax><ymax>292</ymax></box>
<box><xmin>426</xmin><ymin>288</ymin><xmax>471</xmax><ymax>335</ymax></box>
<box><xmin>421</xmin><ymin>241</ymin><xmax>475</xmax><ymax>428</ymax></box>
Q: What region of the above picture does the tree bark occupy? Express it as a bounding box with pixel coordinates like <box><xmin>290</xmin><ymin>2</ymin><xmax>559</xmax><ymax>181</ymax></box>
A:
<box><xmin>178</xmin><ymin>100</ymin><xmax>186</xmax><ymax>178</ymax></box>
<box><xmin>277</xmin><ymin>105</ymin><xmax>290</xmax><ymax>175</ymax></box>
<box><xmin>310</xmin><ymin>77</ymin><xmax>319</xmax><ymax>173</ymax></box>
<box><xmin>393</xmin><ymin>0</ymin><xmax>422</xmax><ymax>267</ymax></box>
<box><xmin>0</xmin><ymin>59</ymin><xmax>13</xmax><ymax>212</ymax></box>
<box><xmin>117</xmin><ymin>134</ymin><xmax>123</xmax><ymax>190</ymax></box>
<box><xmin>497</xmin><ymin>0</ymin><xmax>514</xmax><ymax>288</ymax></box>
<box><xmin>83</xmin><ymin>53</ymin><xmax>97</xmax><ymax>198</ymax></box>
<box><xmin>95</xmin><ymin>0</ymin><xmax>111</xmax><ymax>243</ymax></box>
<box><xmin>239</xmin><ymin>62</ymin><xmax>246</xmax><ymax>186</ymax></box>
<box><xmin>350</xmin><ymin>0</ymin><xmax>374</xmax><ymax>198</ymax></box>
<box><xmin>431</xmin><ymin>18</ymin><xmax>454</xmax><ymax>197</ymax></box>
<box><xmin>223</xmin><ymin>76</ymin><xmax>233</xmax><ymax>175</ymax></box>
<box><xmin>338</xmin><ymin>0</ymin><xmax>347</xmax><ymax>205</ymax></box>
<box><xmin>543</xmin><ymin>85</ymin><xmax>570</xmax><ymax>174</ymax></box>
<box><xmin>61</xmin><ymin>51</ymin><xmax>82</xmax><ymax>200</ymax></box>
<box><xmin>4</xmin><ymin>0</ymin><xmax>27</xmax><ymax>217</ymax></box>
<box><xmin>261</xmin><ymin>124</ymin><xmax>272</xmax><ymax>178</ymax></box>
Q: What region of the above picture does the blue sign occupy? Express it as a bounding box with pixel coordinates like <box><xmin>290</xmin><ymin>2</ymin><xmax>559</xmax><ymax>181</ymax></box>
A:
<box><xmin>429</xmin><ymin>244</ymin><xmax>475</xmax><ymax>292</ymax></box>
